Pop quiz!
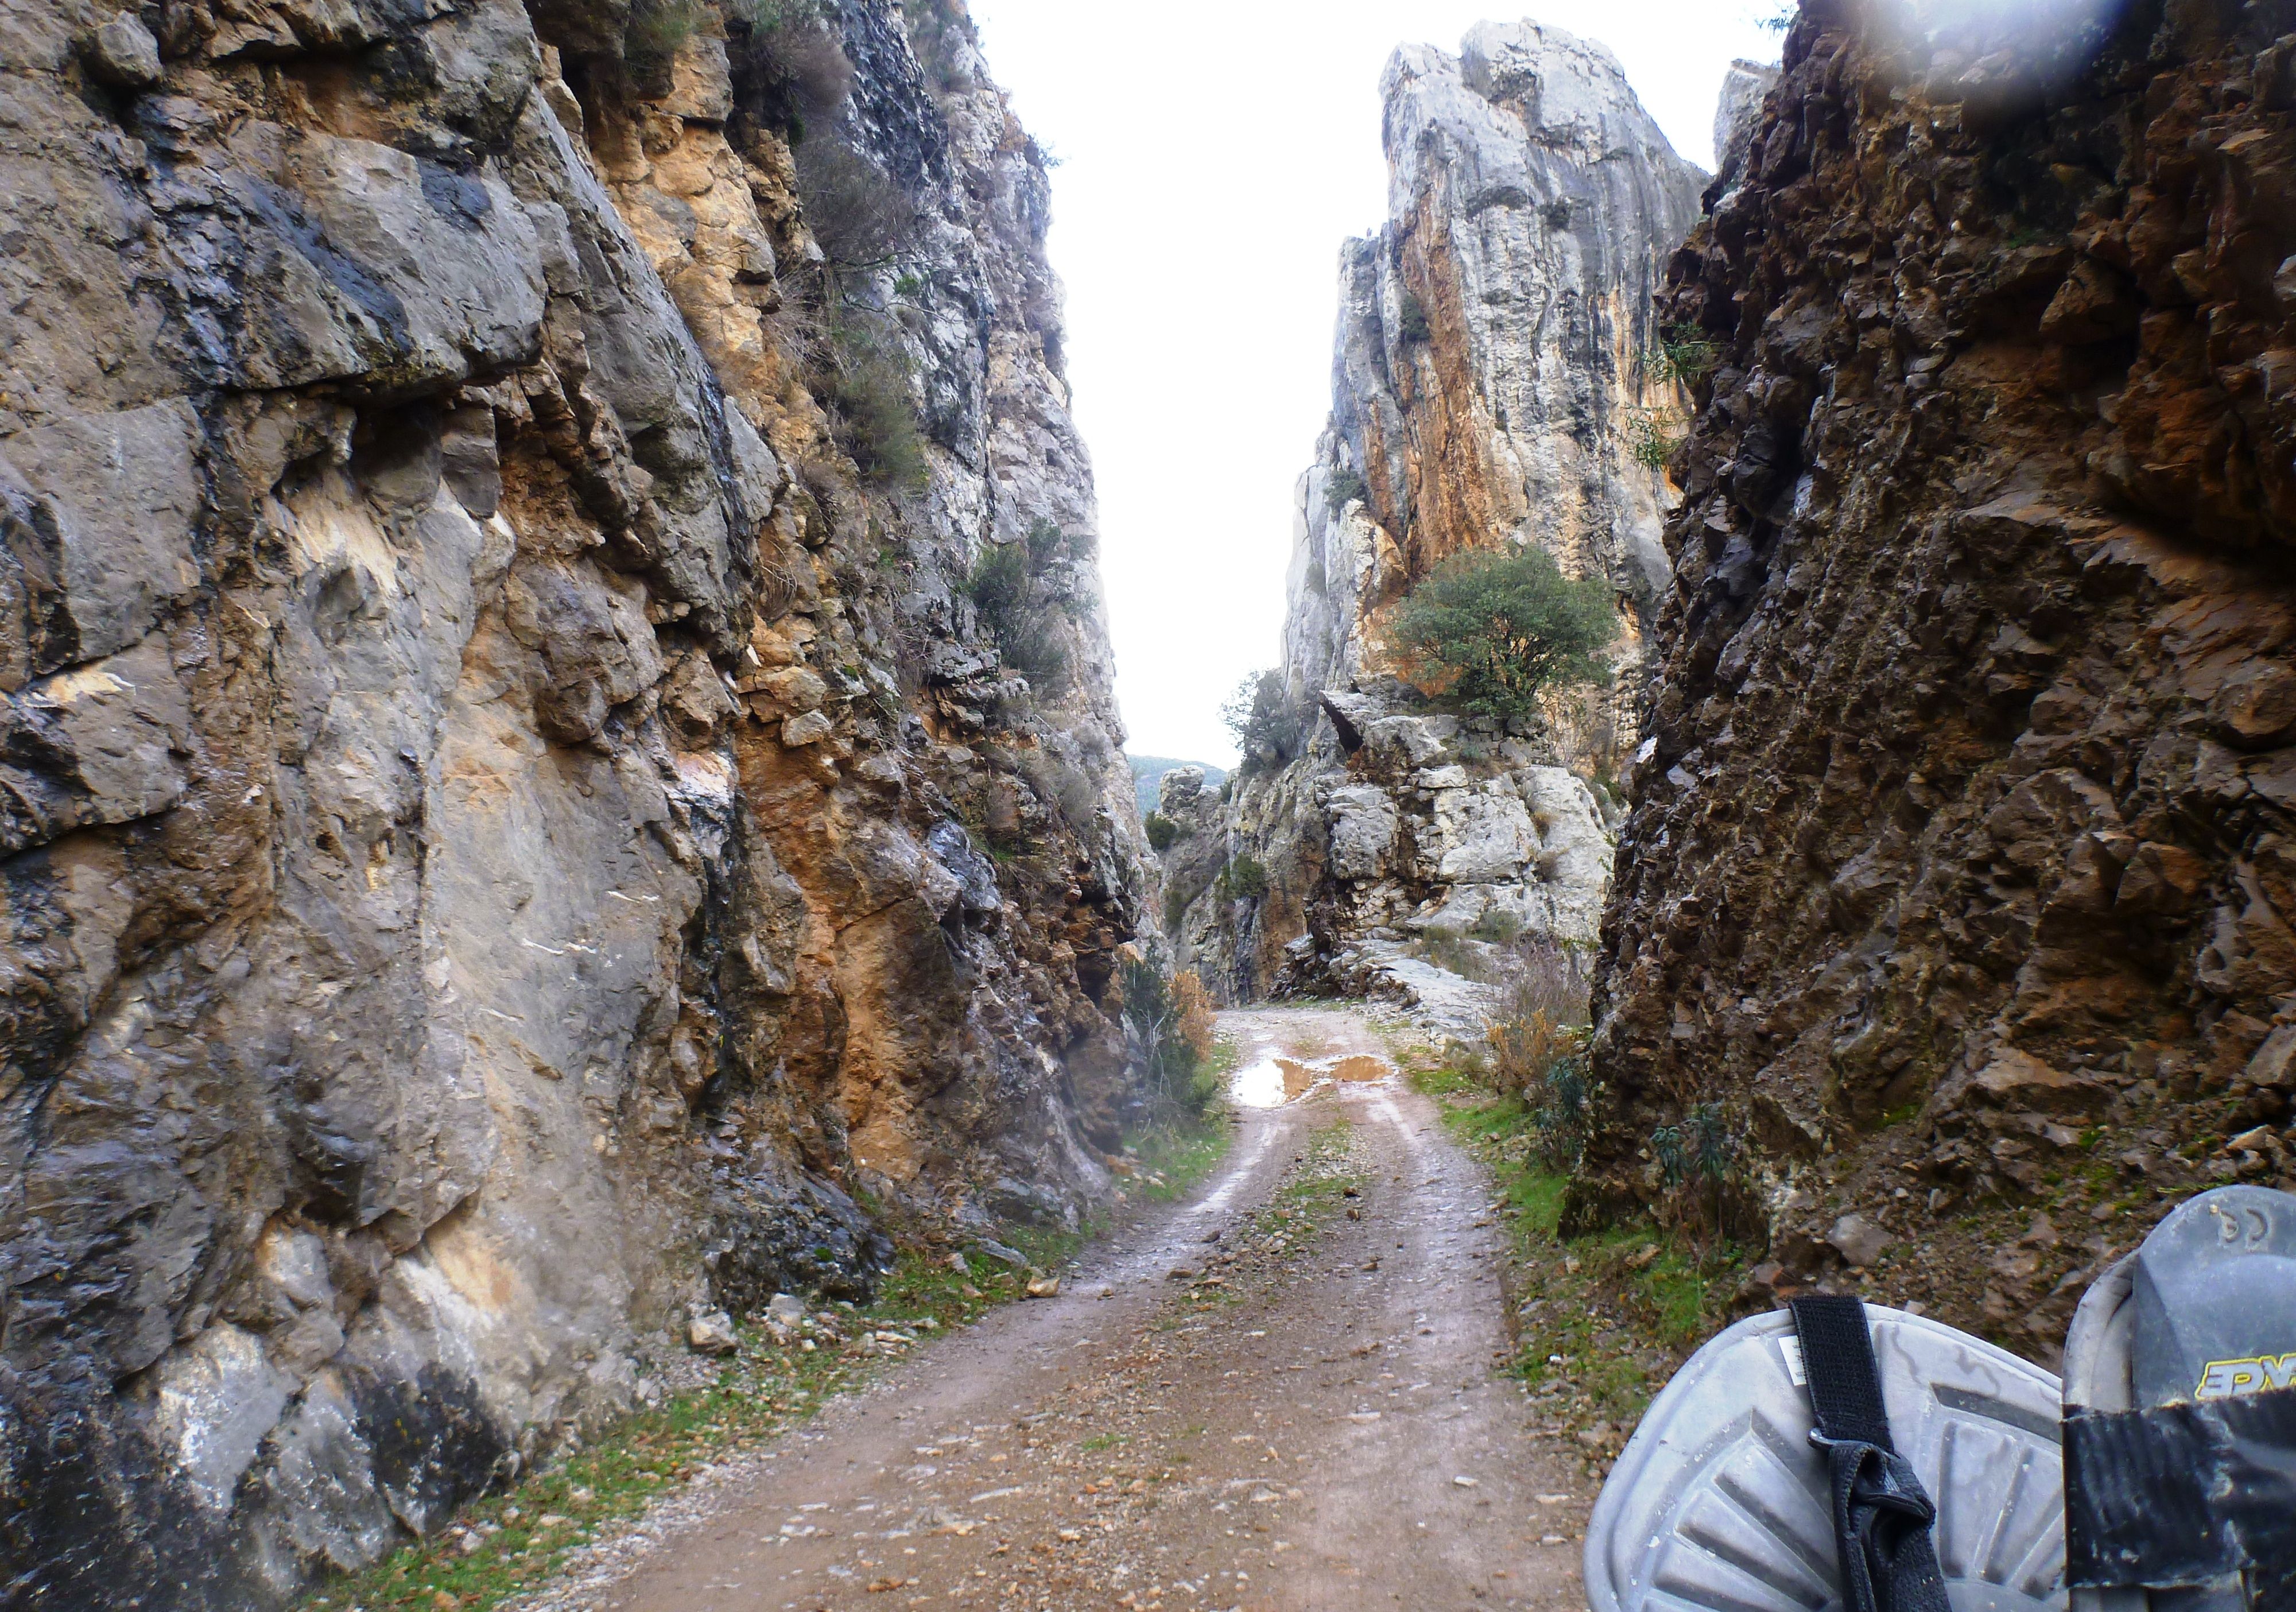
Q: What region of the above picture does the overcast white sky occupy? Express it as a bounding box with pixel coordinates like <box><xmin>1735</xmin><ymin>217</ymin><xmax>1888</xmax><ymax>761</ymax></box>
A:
<box><xmin>967</xmin><ymin>1</ymin><xmax>1788</xmax><ymax>766</ymax></box>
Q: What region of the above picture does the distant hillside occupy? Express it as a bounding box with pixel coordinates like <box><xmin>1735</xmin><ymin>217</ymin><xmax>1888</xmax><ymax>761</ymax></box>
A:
<box><xmin>1128</xmin><ymin>755</ymin><xmax>1228</xmax><ymax>819</ymax></box>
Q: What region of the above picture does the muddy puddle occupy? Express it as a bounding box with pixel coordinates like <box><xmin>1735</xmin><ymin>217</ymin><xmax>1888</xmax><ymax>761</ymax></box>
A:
<box><xmin>1232</xmin><ymin>1049</ymin><xmax>1395</xmax><ymax>1107</ymax></box>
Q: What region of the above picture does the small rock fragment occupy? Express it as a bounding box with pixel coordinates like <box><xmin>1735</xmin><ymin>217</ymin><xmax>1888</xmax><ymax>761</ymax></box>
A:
<box><xmin>84</xmin><ymin>11</ymin><xmax>161</xmax><ymax>88</ymax></box>
<box><xmin>688</xmin><ymin>1309</ymin><xmax>739</xmax><ymax>1354</ymax></box>
<box><xmin>1827</xmin><ymin>1214</ymin><xmax>1891</xmax><ymax>1269</ymax></box>
<box><xmin>781</xmin><ymin>709</ymin><xmax>835</xmax><ymax>745</ymax></box>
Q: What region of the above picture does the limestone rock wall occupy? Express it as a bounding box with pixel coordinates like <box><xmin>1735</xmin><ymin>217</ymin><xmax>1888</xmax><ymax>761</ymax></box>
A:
<box><xmin>1168</xmin><ymin>21</ymin><xmax>1705</xmax><ymax>1014</ymax></box>
<box><xmin>1591</xmin><ymin>0</ymin><xmax>2296</xmax><ymax>1355</ymax></box>
<box><xmin>0</xmin><ymin>0</ymin><xmax>1144</xmax><ymax>1603</ymax></box>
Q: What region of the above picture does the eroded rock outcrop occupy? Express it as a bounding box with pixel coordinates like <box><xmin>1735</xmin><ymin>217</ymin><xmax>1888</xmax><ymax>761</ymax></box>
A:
<box><xmin>1591</xmin><ymin>0</ymin><xmax>2296</xmax><ymax>1356</ymax></box>
<box><xmin>0</xmin><ymin>0</ymin><xmax>1143</xmax><ymax>1602</ymax></box>
<box><xmin>1166</xmin><ymin>22</ymin><xmax>1704</xmax><ymax>1017</ymax></box>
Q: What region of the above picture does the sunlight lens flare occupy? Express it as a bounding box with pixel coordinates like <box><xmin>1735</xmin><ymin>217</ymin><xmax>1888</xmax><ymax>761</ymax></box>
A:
<box><xmin>1861</xmin><ymin>0</ymin><xmax>2140</xmax><ymax>100</ymax></box>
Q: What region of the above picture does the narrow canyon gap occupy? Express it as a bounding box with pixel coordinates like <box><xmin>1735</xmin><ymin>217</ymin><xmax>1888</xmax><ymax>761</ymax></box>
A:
<box><xmin>11</xmin><ymin>0</ymin><xmax>2296</xmax><ymax>1608</ymax></box>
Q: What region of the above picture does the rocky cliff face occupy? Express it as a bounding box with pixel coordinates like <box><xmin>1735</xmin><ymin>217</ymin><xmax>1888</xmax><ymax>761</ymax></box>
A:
<box><xmin>1167</xmin><ymin>22</ymin><xmax>1705</xmax><ymax>1018</ymax></box>
<box><xmin>0</xmin><ymin>0</ymin><xmax>1144</xmax><ymax>1602</ymax></box>
<box><xmin>1591</xmin><ymin>0</ymin><xmax>2296</xmax><ymax>1357</ymax></box>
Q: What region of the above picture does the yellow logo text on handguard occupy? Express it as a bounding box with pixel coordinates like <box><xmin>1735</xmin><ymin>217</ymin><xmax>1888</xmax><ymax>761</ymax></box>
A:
<box><xmin>2194</xmin><ymin>1351</ymin><xmax>2296</xmax><ymax>1400</ymax></box>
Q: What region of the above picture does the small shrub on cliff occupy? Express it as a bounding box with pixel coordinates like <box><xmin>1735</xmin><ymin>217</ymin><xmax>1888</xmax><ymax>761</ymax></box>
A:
<box><xmin>1654</xmin><ymin>321</ymin><xmax>1721</xmax><ymax>387</ymax></box>
<box><xmin>1468</xmin><ymin>907</ymin><xmax>1522</xmax><ymax>945</ymax></box>
<box><xmin>821</xmin><ymin>317</ymin><xmax>928</xmax><ymax>490</ymax></box>
<box><xmin>1002</xmin><ymin>617</ymin><xmax>1072</xmax><ymax>693</ymax></box>
<box><xmin>1119</xmin><ymin>957</ymin><xmax>1212</xmax><ymax>1114</ymax></box>
<box><xmin>1327</xmin><ymin>464</ymin><xmax>1367</xmax><ymax>509</ymax></box>
<box><xmin>966</xmin><ymin>542</ymin><xmax>1071</xmax><ymax>691</ymax></box>
<box><xmin>1623</xmin><ymin>405</ymin><xmax>1680</xmax><ymax>473</ymax></box>
<box><xmin>1216</xmin><ymin>854</ymin><xmax>1268</xmax><ymax>902</ymax></box>
<box><xmin>796</xmin><ymin>139</ymin><xmax>917</xmax><ymax>271</ymax></box>
<box><xmin>623</xmin><ymin>0</ymin><xmax>699</xmax><ymax>84</ymax></box>
<box><xmin>1395</xmin><ymin>289</ymin><xmax>1432</xmax><ymax>344</ymax></box>
<box><xmin>1221</xmin><ymin>670</ymin><xmax>1305</xmax><ymax>774</ymax></box>
<box><xmin>730</xmin><ymin>0</ymin><xmax>851</xmax><ymax>142</ymax></box>
<box><xmin>965</xmin><ymin>541</ymin><xmax>1028</xmax><ymax>622</ymax></box>
<box><xmin>1142</xmin><ymin>811</ymin><xmax>1183</xmax><ymax>852</ymax></box>
<box><xmin>1388</xmin><ymin>547</ymin><xmax>1618</xmax><ymax>723</ymax></box>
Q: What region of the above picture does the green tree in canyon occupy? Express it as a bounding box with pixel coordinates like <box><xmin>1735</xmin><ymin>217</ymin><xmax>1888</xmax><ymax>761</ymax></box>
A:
<box><xmin>1389</xmin><ymin>547</ymin><xmax>1618</xmax><ymax>722</ymax></box>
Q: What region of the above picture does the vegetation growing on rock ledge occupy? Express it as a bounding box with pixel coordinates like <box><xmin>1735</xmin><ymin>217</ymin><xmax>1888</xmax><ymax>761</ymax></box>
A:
<box><xmin>1116</xmin><ymin>959</ymin><xmax>1221</xmax><ymax>1115</ymax></box>
<box><xmin>1142</xmin><ymin>810</ymin><xmax>1182</xmax><ymax>852</ymax></box>
<box><xmin>966</xmin><ymin>541</ymin><xmax>1071</xmax><ymax>691</ymax></box>
<box><xmin>1651</xmin><ymin>320</ymin><xmax>1721</xmax><ymax>388</ymax></box>
<box><xmin>1389</xmin><ymin>547</ymin><xmax>1619</xmax><ymax>723</ymax></box>
<box><xmin>1220</xmin><ymin>669</ymin><xmax>1306</xmax><ymax>774</ymax></box>
<box><xmin>1215</xmin><ymin>853</ymin><xmax>1269</xmax><ymax>902</ymax></box>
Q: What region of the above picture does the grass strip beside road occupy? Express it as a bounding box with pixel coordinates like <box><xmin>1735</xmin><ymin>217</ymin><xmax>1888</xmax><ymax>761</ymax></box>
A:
<box><xmin>1403</xmin><ymin>1049</ymin><xmax>1746</xmax><ymax>1476</ymax></box>
<box><xmin>304</xmin><ymin>1103</ymin><xmax>1236</xmax><ymax>1612</ymax></box>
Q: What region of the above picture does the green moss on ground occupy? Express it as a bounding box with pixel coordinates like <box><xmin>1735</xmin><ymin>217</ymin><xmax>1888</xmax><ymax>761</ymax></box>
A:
<box><xmin>1404</xmin><ymin>1052</ymin><xmax>1745</xmax><ymax>1471</ymax></box>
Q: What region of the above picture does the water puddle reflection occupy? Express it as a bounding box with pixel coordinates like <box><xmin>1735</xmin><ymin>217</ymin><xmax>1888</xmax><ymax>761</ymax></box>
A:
<box><xmin>1232</xmin><ymin>1051</ymin><xmax>1395</xmax><ymax>1107</ymax></box>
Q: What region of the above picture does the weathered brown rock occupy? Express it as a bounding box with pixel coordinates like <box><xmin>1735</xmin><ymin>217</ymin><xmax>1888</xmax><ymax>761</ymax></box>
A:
<box><xmin>1588</xmin><ymin>0</ymin><xmax>2296</xmax><ymax>1354</ymax></box>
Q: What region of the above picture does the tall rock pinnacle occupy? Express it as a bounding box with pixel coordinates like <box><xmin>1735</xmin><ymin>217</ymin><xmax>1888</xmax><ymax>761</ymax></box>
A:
<box><xmin>1162</xmin><ymin>20</ymin><xmax>1706</xmax><ymax>1022</ymax></box>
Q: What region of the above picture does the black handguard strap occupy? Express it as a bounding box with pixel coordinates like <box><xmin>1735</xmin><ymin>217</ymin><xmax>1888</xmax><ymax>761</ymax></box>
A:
<box><xmin>1788</xmin><ymin>1296</ymin><xmax>1952</xmax><ymax>1612</ymax></box>
<box><xmin>2066</xmin><ymin>1386</ymin><xmax>2296</xmax><ymax>1607</ymax></box>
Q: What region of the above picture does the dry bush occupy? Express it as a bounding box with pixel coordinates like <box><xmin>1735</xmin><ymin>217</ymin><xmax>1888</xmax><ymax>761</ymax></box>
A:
<box><xmin>1171</xmin><ymin>971</ymin><xmax>1217</xmax><ymax>1064</ymax></box>
<box><xmin>1488</xmin><ymin>1011</ymin><xmax>1564</xmax><ymax>1099</ymax></box>
<box><xmin>769</xmin><ymin>20</ymin><xmax>852</xmax><ymax>119</ymax></box>
<box><xmin>795</xmin><ymin>140</ymin><xmax>917</xmax><ymax>271</ymax></box>
<box><xmin>1484</xmin><ymin>937</ymin><xmax>1596</xmax><ymax>1167</ymax></box>
<box><xmin>1495</xmin><ymin>935</ymin><xmax>1591</xmax><ymax>1027</ymax></box>
<box><xmin>728</xmin><ymin>0</ymin><xmax>852</xmax><ymax>138</ymax></box>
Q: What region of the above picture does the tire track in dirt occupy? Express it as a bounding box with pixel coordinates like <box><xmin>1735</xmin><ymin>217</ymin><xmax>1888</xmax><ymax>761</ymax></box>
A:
<box><xmin>558</xmin><ymin>1008</ymin><xmax>1592</xmax><ymax>1611</ymax></box>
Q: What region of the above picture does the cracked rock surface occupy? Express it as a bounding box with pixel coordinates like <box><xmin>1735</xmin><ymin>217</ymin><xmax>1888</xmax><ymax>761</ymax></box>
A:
<box><xmin>0</xmin><ymin>1</ymin><xmax>1145</xmax><ymax>1604</ymax></box>
<box><xmin>1589</xmin><ymin>0</ymin><xmax>2296</xmax><ymax>1353</ymax></box>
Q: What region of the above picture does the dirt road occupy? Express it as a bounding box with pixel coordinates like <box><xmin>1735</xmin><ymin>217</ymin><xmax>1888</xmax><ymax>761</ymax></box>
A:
<box><xmin>570</xmin><ymin>1008</ymin><xmax>1591</xmax><ymax>1611</ymax></box>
